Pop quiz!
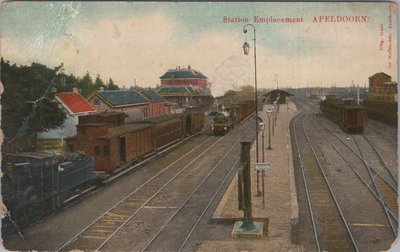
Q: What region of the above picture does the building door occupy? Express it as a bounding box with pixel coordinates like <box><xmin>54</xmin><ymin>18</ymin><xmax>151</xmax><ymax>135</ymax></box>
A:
<box><xmin>119</xmin><ymin>137</ymin><xmax>126</xmax><ymax>162</ymax></box>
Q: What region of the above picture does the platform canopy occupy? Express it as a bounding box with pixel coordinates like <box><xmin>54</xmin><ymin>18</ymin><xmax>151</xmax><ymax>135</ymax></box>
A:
<box><xmin>261</xmin><ymin>89</ymin><xmax>294</xmax><ymax>104</ymax></box>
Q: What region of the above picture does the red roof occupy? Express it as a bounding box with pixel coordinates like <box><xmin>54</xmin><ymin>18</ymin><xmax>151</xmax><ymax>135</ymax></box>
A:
<box><xmin>56</xmin><ymin>92</ymin><xmax>96</xmax><ymax>114</ymax></box>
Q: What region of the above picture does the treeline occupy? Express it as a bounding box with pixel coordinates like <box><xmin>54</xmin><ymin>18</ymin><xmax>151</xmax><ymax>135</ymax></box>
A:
<box><xmin>0</xmin><ymin>58</ymin><xmax>119</xmax><ymax>144</ymax></box>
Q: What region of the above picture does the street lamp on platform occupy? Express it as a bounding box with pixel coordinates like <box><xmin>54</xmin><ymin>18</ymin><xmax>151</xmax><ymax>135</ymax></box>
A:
<box><xmin>242</xmin><ymin>23</ymin><xmax>259</xmax><ymax>164</ymax></box>
<box><xmin>266</xmin><ymin>109</ymin><xmax>273</xmax><ymax>149</ymax></box>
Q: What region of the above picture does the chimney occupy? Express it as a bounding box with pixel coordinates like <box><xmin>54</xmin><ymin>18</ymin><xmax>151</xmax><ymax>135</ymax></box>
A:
<box><xmin>72</xmin><ymin>87</ymin><xmax>79</xmax><ymax>93</ymax></box>
<box><xmin>188</xmin><ymin>65</ymin><xmax>191</xmax><ymax>69</ymax></box>
<box><xmin>100</xmin><ymin>87</ymin><xmax>104</xmax><ymax>91</ymax></box>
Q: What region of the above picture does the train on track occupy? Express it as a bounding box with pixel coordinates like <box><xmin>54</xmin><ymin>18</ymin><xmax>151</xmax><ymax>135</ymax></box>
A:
<box><xmin>2</xmin><ymin>151</ymin><xmax>95</xmax><ymax>237</ymax></box>
<box><xmin>2</xmin><ymin>110</ymin><xmax>205</xmax><ymax>237</ymax></box>
<box><xmin>67</xmin><ymin>111</ymin><xmax>204</xmax><ymax>173</ymax></box>
<box><xmin>211</xmin><ymin>100</ymin><xmax>255</xmax><ymax>135</ymax></box>
<box><xmin>320</xmin><ymin>95</ymin><xmax>367</xmax><ymax>133</ymax></box>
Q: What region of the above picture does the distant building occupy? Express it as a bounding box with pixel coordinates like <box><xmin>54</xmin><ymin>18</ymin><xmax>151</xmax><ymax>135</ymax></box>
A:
<box><xmin>139</xmin><ymin>88</ymin><xmax>169</xmax><ymax>117</ymax></box>
<box><xmin>87</xmin><ymin>90</ymin><xmax>149</xmax><ymax>122</ymax></box>
<box><xmin>37</xmin><ymin>91</ymin><xmax>96</xmax><ymax>151</ymax></box>
<box><xmin>369</xmin><ymin>72</ymin><xmax>397</xmax><ymax>101</ymax></box>
<box><xmin>160</xmin><ymin>65</ymin><xmax>211</xmax><ymax>92</ymax></box>
<box><xmin>157</xmin><ymin>86</ymin><xmax>213</xmax><ymax>112</ymax></box>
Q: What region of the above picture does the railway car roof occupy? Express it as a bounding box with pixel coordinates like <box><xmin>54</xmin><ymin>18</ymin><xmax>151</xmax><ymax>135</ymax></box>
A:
<box><xmin>102</xmin><ymin>122</ymin><xmax>153</xmax><ymax>139</ymax></box>
<box><xmin>136</xmin><ymin>113</ymin><xmax>185</xmax><ymax>123</ymax></box>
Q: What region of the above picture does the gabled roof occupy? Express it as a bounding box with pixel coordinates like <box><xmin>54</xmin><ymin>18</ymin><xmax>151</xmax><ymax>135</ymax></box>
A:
<box><xmin>92</xmin><ymin>90</ymin><xmax>148</xmax><ymax>107</ymax></box>
<box><xmin>160</xmin><ymin>68</ymin><xmax>207</xmax><ymax>79</ymax></box>
<box><xmin>140</xmin><ymin>89</ymin><xmax>164</xmax><ymax>102</ymax></box>
<box><xmin>369</xmin><ymin>72</ymin><xmax>391</xmax><ymax>79</ymax></box>
<box><xmin>56</xmin><ymin>92</ymin><xmax>96</xmax><ymax>114</ymax></box>
<box><xmin>157</xmin><ymin>86</ymin><xmax>197</xmax><ymax>95</ymax></box>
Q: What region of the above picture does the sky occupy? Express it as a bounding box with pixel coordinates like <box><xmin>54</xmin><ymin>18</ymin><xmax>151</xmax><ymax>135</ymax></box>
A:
<box><xmin>0</xmin><ymin>1</ymin><xmax>397</xmax><ymax>96</ymax></box>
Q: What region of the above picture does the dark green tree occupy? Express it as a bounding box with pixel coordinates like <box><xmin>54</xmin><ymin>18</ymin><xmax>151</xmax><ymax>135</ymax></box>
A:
<box><xmin>93</xmin><ymin>74</ymin><xmax>106</xmax><ymax>91</ymax></box>
<box><xmin>106</xmin><ymin>78</ymin><xmax>119</xmax><ymax>90</ymax></box>
<box><xmin>1</xmin><ymin>58</ymin><xmax>66</xmax><ymax>145</ymax></box>
<box><xmin>77</xmin><ymin>71</ymin><xmax>94</xmax><ymax>97</ymax></box>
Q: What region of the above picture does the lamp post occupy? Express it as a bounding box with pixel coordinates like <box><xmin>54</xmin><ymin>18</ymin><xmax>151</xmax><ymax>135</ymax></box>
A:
<box><xmin>259</xmin><ymin>122</ymin><xmax>266</xmax><ymax>208</ymax></box>
<box><xmin>242</xmin><ymin>24</ymin><xmax>259</xmax><ymax>165</ymax></box>
<box><xmin>259</xmin><ymin>122</ymin><xmax>265</xmax><ymax>162</ymax></box>
<box><xmin>271</xmin><ymin>106</ymin><xmax>275</xmax><ymax>135</ymax></box>
<box><xmin>266</xmin><ymin>109</ymin><xmax>273</xmax><ymax>149</ymax></box>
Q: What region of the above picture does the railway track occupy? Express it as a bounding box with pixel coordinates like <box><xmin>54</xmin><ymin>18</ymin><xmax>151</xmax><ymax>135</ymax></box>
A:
<box><xmin>304</xmin><ymin>111</ymin><xmax>396</xmax><ymax>251</ymax></box>
<box><xmin>365</xmin><ymin>119</ymin><xmax>398</xmax><ymax>148</ymax></box>
<box><xmin>309</xmin><ymin>115</ymin><xmax>398</xmax><ymax>236</ymax></box>
<box><xmin>293</xmin><ymin>112</ymin><xmax>358</xmax><ymax>251</ymax></box>
<box><xmin>57</xmin><ymin>117</ymin><xmax>254</xmax><ymax>251</ymax></box>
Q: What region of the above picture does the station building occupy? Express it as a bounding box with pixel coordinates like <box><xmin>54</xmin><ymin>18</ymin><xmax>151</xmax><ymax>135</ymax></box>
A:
<box><xmin>368</xmin><ymin>72</ymin><xmax>397</xmax><ymax>102</ymax></box>
<box><xmin>160</xmin><ymin>65</ymin><xmax>211</xmax><ymax>91</ymax></box>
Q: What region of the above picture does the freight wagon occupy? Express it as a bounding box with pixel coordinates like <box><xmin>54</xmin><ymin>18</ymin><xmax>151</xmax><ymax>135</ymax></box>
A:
<box><xmin>67</xmin><ymin>111</ymin><xmax>204</xmax><ymax>173</ymax></box>
<box><xmin>320</xmin><ymin>95</ymin><xmax>367</xmax><ymax>133</ymax></box>
<box><xmin>2</xmin><ymin>152</ymin><xmax>94</xmax><ymax>236</ymax></box>
<box><xmin>138</xmin><ymin>114</ymin><xmax>186</xmax><ymax>149</ymax></box>
<box><xmin>185</xmin><ymin>111</ymin><xmax>205</xmax><ymax>134</ymax></box>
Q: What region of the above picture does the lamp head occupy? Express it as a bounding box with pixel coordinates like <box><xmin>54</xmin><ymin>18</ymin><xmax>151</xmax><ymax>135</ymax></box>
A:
<box><xmin>259</xmin><ymin>122</ymin><xmax>265</xmax><ymax>131</ymax></box>
<box><xmin>243</xmin><ymin>42</ymin><xmax>250</xmax><ymax>55</ymax></box>
<box><xmin>267</xmin><ymin>109</ymin><xmax>273</xmax><ymax>118</ymax></box>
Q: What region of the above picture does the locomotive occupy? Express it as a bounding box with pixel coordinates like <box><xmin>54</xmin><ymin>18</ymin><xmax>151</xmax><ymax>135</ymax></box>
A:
<box><xmin>320</xmin><ymin>95</ymin><xmax>367</xmax><ymax>133</ymax></box>
<box><xmin>2</xmin><ymin>151</ymin><xmax>94</xmax><ymax>237</ymax></box>
<box><xmin>210</xmin><ymin>100</ymin><xmax>256</xmax><ymax>136</ymax></box>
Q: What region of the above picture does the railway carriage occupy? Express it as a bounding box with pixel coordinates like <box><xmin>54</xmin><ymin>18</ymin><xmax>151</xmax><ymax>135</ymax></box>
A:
<box><xmin>139</xmin><ymin>114</ymin><xmax>186</xmax><ymax>149</ymax></box>
<box><xmin>320</xmin><ymin>96</ymin><xmax>367</xmax><ymax>133</ymax></box>
<box><xmin>67</xmin><ymin>111</ymin><xmax>204</xmax><ymax>173</ymax></box>
<box><xmin>185</xmin><ymin>111</ymin><xmax>205</xmax><ymax>134</ymax></box>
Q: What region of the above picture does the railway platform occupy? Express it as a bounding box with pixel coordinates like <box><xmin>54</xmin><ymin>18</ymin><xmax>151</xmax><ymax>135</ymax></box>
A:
<box><xmin>200</xmin><ymin>101</ymin><xmax>302</xmax><ymax>251</ymax></box>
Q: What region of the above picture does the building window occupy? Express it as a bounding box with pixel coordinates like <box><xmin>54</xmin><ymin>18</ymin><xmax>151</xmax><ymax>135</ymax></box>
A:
<box><xmin>103</xmin><ymin>145</ymin><xmax>110</xmax><ymax>155</ymax></box>
<box><xmin>95</xmin><ymin>146</ymin><xmax>101</xmax><ymax>156</ymax></box>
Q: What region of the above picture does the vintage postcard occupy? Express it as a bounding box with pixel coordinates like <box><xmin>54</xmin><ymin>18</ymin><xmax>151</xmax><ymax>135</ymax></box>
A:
<box><xmin>0</xmin><ymin>1</ymin><xmax>398</xmax><ymax>251</ymax></box>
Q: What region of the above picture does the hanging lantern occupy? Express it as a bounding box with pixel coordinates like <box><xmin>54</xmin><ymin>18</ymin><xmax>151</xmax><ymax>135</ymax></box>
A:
<box><xmin>242</xmin><ymin>42</ymin><xmax>250</xmax><ymax>55</ymax></box>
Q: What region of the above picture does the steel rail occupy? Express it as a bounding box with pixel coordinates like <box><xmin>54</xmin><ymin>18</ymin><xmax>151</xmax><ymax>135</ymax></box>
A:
<box><xmin>177</xmin><ymin>158</ymin><xmax>241</xmax><ymax>252</ymax></box>
<box><xmin>362</xmin><ymin>134</ymin><xmax>397</xmax><ymax>184</ymax></box>
<box><xmin>352</xmin><ymin>135</ymin><xmax>398</xmax><ymax>236</ymax></box>
<box><xmin>311</xmin><ymin>116</ymin><xmax>398</xmax><ymax>191</ymax></box>
<box><xmin>308</xmin><ymin>115</ymin><xmax>398</xmax><ymax>228</ymax></box>
<box><xmin>56</xmin><ymin>135</ymin><xmax>217</xmax><ymax>251</ymax></box>
<box><xmin>95</xmin><ymin>120</ymin><xmax>253</xmax><ymax>251</ymax></box>
<box><xmin>308</xmin><ymin>116</ymin><xmax>398</xmax><ymax>225</ymax></box>
<box><xmin>365</xmin><ymin>120</ymin><xmax>397</xmax><ymax>147</ymax></box>
<box><xmin>302</xmin><ymin>114</ymin><xmax>359</xmax><ymax>252</ymax></box>
<box><xmin>141</xmin><ymin>126</ymin><xmax>251</xmax><ymax>251</ymax></box>
<box><xmin>292</xmin><ymin>112</ymin><xmax>321</xmax><ymax>252</ymax></box>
